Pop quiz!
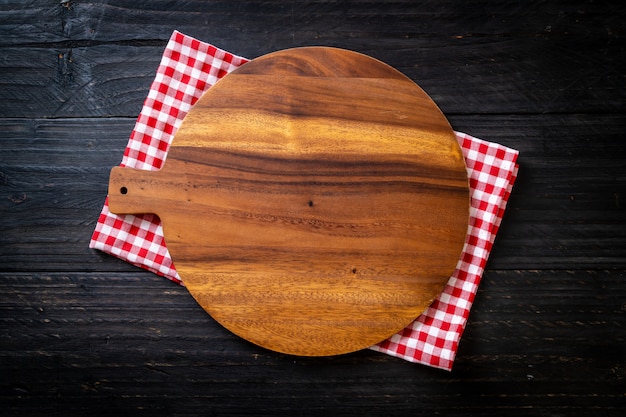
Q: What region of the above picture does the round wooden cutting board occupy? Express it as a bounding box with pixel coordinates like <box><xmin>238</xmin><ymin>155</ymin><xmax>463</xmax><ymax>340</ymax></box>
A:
<box><xmin>108</xmin><ymin>47</ymin><xmax>470</xmax><ymax>356</ymax></box>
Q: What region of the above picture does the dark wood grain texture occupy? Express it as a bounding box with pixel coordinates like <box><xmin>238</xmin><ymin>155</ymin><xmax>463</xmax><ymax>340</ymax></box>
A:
<box><xmin>1</xmin><ymin>0</ymin><xmax>625</xmax><ymax>416</ymax></box>
<box><xmin>1</xmin><ymin>1</ymin><xmax>624</xmax><ymax>118</ymax></box>
<box><xmin>1</xmin><ymin>270</ymin><xmax>623</xmax><ymax>416</ymax></box>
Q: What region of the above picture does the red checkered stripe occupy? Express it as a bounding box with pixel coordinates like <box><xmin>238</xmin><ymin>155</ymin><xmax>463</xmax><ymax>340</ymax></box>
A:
<box><xmin>90</xmin><ymin>31</ymin><xmax>520</xmax><ymax>370</ymax></box>
<box><xmin>371</xmin><ymin>132</ymin><xmax>519</xmax><ymax>370</ymax></box>
<box><xmin>89</xmin><ymin>31</ymin><xmax>248</xmax><ymax>282</ymax></box>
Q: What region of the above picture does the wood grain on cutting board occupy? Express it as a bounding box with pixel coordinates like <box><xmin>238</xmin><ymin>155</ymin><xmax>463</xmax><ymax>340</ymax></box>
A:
<box><xmin>108</xmin><ymin>47</ymin><xmax>469</xmax><ymax>356</ymax></box>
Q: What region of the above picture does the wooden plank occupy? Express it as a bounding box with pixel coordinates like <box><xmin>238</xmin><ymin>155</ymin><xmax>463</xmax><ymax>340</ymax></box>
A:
<box><xmin>0</xmin><ymin>2</ymin><xmax>623</xmax><ymax>117</ymax></box>
<box><xmin>0</xmin><ymin>118</ymin><xmax>134</xmax><ymax>272</ymax></box>
<box><xmin>3</xmin><ymin>1</ymin><xmax>623</xmax><ymax>47</ymax></box>
<box><xmin>1</xmin><ymin>270</ymin><xmax>624</xmax><ymax>416</ymax></box>
<box><xmin>0</xmin><ymin>45</ymin><xmax>158</xmax><ymax>118</ymax></box>
<box><xmin>1</xmin><ymin>114</ymin><xmax>625</xmax><ymax>272</ymax></box>
<box><xmin>1</xmin><ymin>39</ymin><xmax>622</xmax><ymax>118</ymax></box>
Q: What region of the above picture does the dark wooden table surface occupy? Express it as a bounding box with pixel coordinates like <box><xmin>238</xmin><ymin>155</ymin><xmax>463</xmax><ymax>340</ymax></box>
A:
<box><xmin>1</xmin><ymin>1</ymin><xmax>625</xmax><ymax>416</ymax></box>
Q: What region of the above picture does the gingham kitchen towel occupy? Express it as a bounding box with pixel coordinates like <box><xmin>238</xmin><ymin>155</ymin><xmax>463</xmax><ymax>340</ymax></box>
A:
<box><xmin>90</xmin><ymin>30</ymin><xmax>519</xmax><ymax>371</ymax></box>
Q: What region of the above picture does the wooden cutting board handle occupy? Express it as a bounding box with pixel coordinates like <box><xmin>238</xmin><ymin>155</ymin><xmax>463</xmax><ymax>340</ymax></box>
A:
<box><xmin>108</xmin><ymin>47</ymin><xmax>469</xmax><ymax>356</ymax></box>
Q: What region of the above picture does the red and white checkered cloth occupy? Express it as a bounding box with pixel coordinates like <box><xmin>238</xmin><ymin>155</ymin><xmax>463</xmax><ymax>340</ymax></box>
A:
<box><xmin>90</xmin><ymin>31</ymin><xmax>519</xmax><ymax>371</ymax></box>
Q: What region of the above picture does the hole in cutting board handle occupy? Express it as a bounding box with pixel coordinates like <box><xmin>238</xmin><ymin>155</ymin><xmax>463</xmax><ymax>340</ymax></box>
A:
<box><xmin>120</xmin><ymin>186</ymin><xmax>128</xmax><ymax>195</ymax></box>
